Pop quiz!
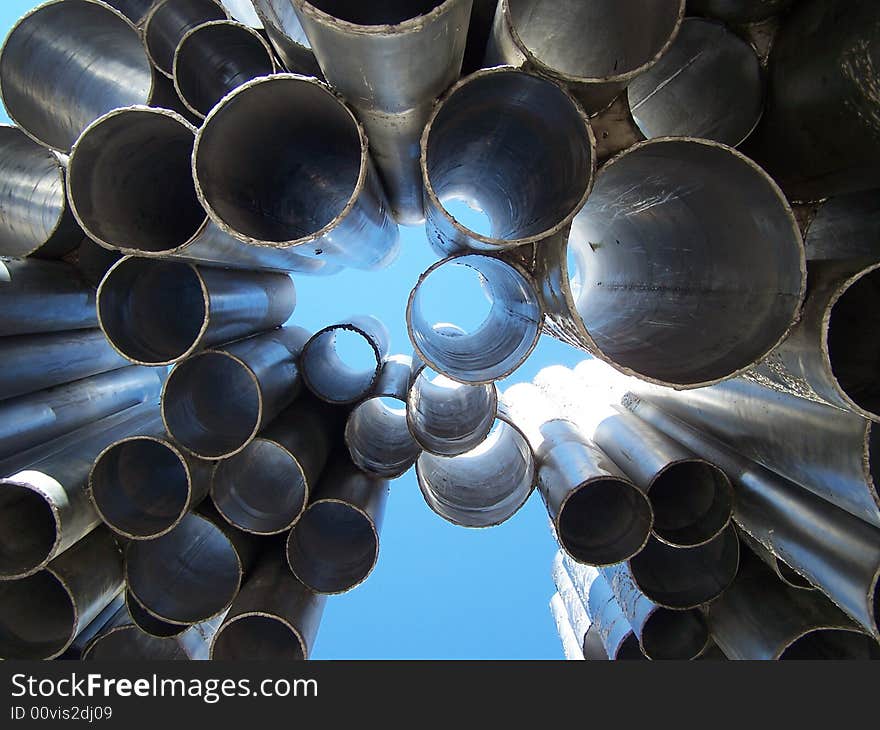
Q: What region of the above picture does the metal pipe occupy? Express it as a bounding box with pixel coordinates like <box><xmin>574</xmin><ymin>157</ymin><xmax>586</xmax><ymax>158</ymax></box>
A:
<box><xmin>68</xmin><ymin>106</ymin><xmax>337</xmax><ymax>274</ymax></box>
<box><xmin>462</xmin><ymin>0</ymin><xmax>496</xmax><ymax>75</ymax></box>
<box><xmin>163</xmin><ymin>326</ymin><xmax>310</xmax><ymax>459</ymax></box>
<box><xmin>286</xmin><ymin>456</ymin><xmax>389</xmax><ymax>594</ymax></box>
<box><xmin>0</xmin><ymin>0</ymin><xmax>154</xmax><ymax>152</ymax></box>
<box><xmin>74</xmin><ymin>237</ymin><xmax>122</xmax><ymax>288</ymax></box>
<box><xmin>126</xmin><ymin>590</ymin><xmax>189</xmax><ymax>637</ymax></box>
<box><xmin>211</xmin><ymin>553</ymin><xmax>326</xmax><ymax>659</ymax></box>
<box><xmin>486</xmin><ymin>0</ymin><xmax>685</xmax><ymax>114</ymax></box>
<box><xmin>144</xmin><ymin>0</ymin><xmax>228</xmax><ymax>78</ymax></box>
<box><xmin>301</xmin><ymin>316</ymin><xmax>389</xmax><ymax>405</ymax></box>
<box><xmin>0</xmin><ymin>527</ymin><xmax>123</xmax><ymax>660</ymax></box>
<box><xmin>406</xmin><ymin>254</ymin><xmax>542</xmax><ymax>383</ymax></box>
<box><xmin>345</xmin><ymin>355</ymin><xmax>421</xmax><ymax>478</ymax></box>
<box><xmin>219</xmin><ymin>0</ymin><xmax>262</xmax><ymax>28</ymax></box>
<box><xmin>551</xmin><ymin>551</ymin><xmax>605</xmax><ymax>660</ymax></box>
<box><xmin>737</xmin><ymin>527</ymin><xmax>816</xmax><ymax>591</ymax></box>
<box><xmin>549</xmin><ymin>592</ymin><xmax>584</xmax><ymax>660</ymax></box>
<box><xmin>0</xmin><ymin>125</ymin><xmax>82</xmax><ymax>259</ymax></box>
<box><xmin>211</xmin><ymin>395</ymin><xmax>338</xmax><ymax>534</ymax></box>
<box><xmin>802</xmin><ymin>191</ymin><xmax>880</xmax><ymax>263</ymax></box>
<box><xmin>536</xmin><ymin>137</ymin><xmax>805</xmax><ymax>388</ymax></box>
<box><xmin>688</xmin><ymin>0</ymin><xmax>795</xmax><ymax>23</ymax></box>
<box><xmin>250</xmin><ymin>0</ymin><xmax>321</xmax><ymax>76</ymax></box>
<box><xmin>292</xmin><ymin>0</ymin><xmax>472</xmax><ymax>225</ymax></box>
<box><xmin>58</xmin><ymin>593</ymin><xmax>125</xmax><ymax>660</ymax></box>
<box><xmin>103</xmin><ymin>0</ymin><xmax>162</xmax><ymax>27</ymax></box>
<box><xmin>421</xmin><ymin>67</ymin><xmax>595</xmax><ymax>256</ymax></box>
<box><xmin>97</xmin><ymin>257</ymin><xmax>295</xmax><ymax>366</ymax></box>
<box><xmin>173</xmin><ymin>20</ymin><xmax>276</xmax><ymax>120</ymax></box>
<box><xmin>194</xmin><ymin>74</ymin><xmax>400</xmax><ymax>271</ymax></box>
<box><xmin>148</xmin><ymin>66</ymin><xmax>203</xmax><ymax>126</ymax></box>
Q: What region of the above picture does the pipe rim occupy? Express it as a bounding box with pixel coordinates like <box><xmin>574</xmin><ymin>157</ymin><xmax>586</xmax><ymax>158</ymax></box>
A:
<box><xmin>301</xmin><ymin>321</ymin><xmax>384</xmax><ymax>404</ymax></box>
<box><xmin>639</xmin><ymin>607</ymin><xmax>710</xmax><ymax>660</ymax></box>
<box><xmin>0</xmin><ymin>476</ymin><xmax>62</xmax><ymax>579</ymax></box>
<box><xmin>209</xmin><ymin>611</ymin><xmax>308</xmax><ymax>660</ymax></box>
<box><xmin>251</xmin><ymin>0</ymin><xmax>311</xmax><ymax>52</ymax></box>
<box><xmin>125</xmin><ymin>590</ymin><xmax>189</xmax><ymax>637</ymax></box>
<box><xmin>778</xmin><ymin>627</ymin><xmax>880</xmax><ymax>659</ymax></box>
<box><xmin>345</xmin><ymin>394</ymin><xmax>419</xmax><ymax>479</ymax></box>
<box><xmin>143</xmin><ymin>0</ymin><xmax>230</xmax><ymax>78</ymax></box>
<box><xmin>293</xmin><ymin>0</ymin><xmax>462</xmax><ymax>35</ymax></box>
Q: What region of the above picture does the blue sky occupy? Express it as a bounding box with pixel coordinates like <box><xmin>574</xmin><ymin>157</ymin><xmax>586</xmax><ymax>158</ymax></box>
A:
<box><xmin>0</xmin><ymin>0</ymin><xmax>593</xmax><ymax>659</ymax></box>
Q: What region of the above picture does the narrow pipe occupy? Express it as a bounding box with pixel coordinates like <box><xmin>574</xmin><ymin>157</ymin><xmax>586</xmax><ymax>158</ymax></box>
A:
<box><xmin>126</xmin><ymin>590</ymin><xmax>188</xmax><ymax>638</ymax></box>
<box><xmin>211</xmin><ymin>553</ymin><xmax>326</xmax><ymax>659</ymax></box>
<box><xmin>211</xmin><ymin>395</ymin><xmax>338</xmax><ymax>534</ymax></box>
<box><xmin>103</xmin><ymin>0</ymin><xmax>162</xmax><ymax>27</ymax></box>
<box><xmin>551</xmin><ymin>551</ymin><xmax>604</xmax><ymax>661</ymax></box>
<box><xmin>58</xmin><ymin>593</ymin><xmax>124</xmax><ymax>660</ymax></box>
<box><xmin>97</xmin><ymin>257</ymin><xmax>295</xmax><ymax>366</ymax></box>
<box><xmin>292</xmin><ymin>0</ymin><xmax>472</xmax><ymax>224</ymax></box>
<box><xmin>345</xmin><ymin>355</ymin><xmax>421</xmax><ymax>478</ymax></box>
<box><xmin>0</xmin><ymin>527</ymin><xmax>123</xmax><ymax>660</ymax></box>
<box><xmin>535</xmin><ymin>137</ymin><xmax>805</xmax><ymax>388</ymax></box>
<box><xmin>462</xmin><ymin>0</ymin><xmax>497</xmax><ymax>75</ymax></box>
<box><xmin>486</xmin><ymin>0</ymin><xmax>685</xmax><ymax>114</ymax></box>
<box><xmin>194</xmin><ymin>74</ymin><xmax>400</xmax><ymax>271</ymax></box>
<box><xmin>0</xmin><ymin>0</ymin><xmax>153</xmax><ymax>152</ymax></box>
<box><xmin>144</xmin><ymin>0</ymin><xmax>228</xmax><ymax>77</ymax></box>
<box><xmin>0</xmin><ymin>125</ymin><xmax>82</xmax><ymax>258</ymax></box>
<box><xmin>406</xmin><ymin>254</ymin><xmax>542</xmax><ymax>384</ymax></box>
<box><xmin>802</xmin><ymin>191</ymin><xmax>880</xmax><ymax>263</ymax></box>
<box><xmin>421</xmin><ymin>67</ymin><xmax>595</xmax><ymax>256</ymax></box>
<box><xmin>286</xmin><ymin>457</ymin><xmax>389</xmax><ymax>594</ymax></box>
<box><xmin>301</xmin><ymin>316</ymin><xmax>389</xmax><ymax>405</ymax></box>
<box><xmin>550</xmin><ymin>592</ymin><xmax>585</xmax><ymax>660</ymax></box>
<box><xmin>737</xmin><ymin>528</ymin><xmax>816</xmax><ymax>591</ymax></box>
<box><xmin>163</xmin><ymin>327</ymin><xmax>310</xmax><ymax>459</ymax></box>
<box><xmin>688</xmin><ymin>0</ymin><xmax>795</xmax><ymax>23</ymax></box>
<box><xmin>250</xmin><ymin>0</ymin><xmax>321</xmax><ymax>76</ymax></box>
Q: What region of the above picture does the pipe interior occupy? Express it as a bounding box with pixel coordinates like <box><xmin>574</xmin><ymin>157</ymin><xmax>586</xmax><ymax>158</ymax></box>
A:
<box><xmin>302</xmin><ymin>327</ymin><xmax>380</xmax><ymax>403</ymax></box>
<box><xmin>425</xmin><ymin>71</ymin><xmax>593</xmax><ymax>243</ymax></box>
<box><xmin>0</xmin><ymin>571</ymin><xmax>73</xmax><ymax>659</ymax></box>
<box><xmin>0</xmin><ymin>483</ymin><xmax>57</xmax><ymax>577</ymax></box>
<box><xmin>347</xmin><ymin>397</ymin><xmax>419</xmax><ymax>476</ymax></box>
<box><xmin>776</xmin><ymin>559</ymin><xmax>815</xmax><ymax>590</ymax></box>
<box><xmin>569</xmin><ymin>140</ymin><xmax>803</xmax><ymax>386</ymax></box>
<box><xmin>287</xmin><ymin>500</ymin><xmax>376</xmax><ymax>593</ymax></box>
<box><xmin>195</xmin><ymin>78</ymin><xmax>362</xmax><ymax>243</ymax></box>
<box><xmin>98</xmin><ymin>259</ymin><xmax>206</xmax><ymax>364</ymax></box>
<box><xmin>641</xmin><ymin>608</ymin><xmax>709</xmax><ymax>660</ymax></box>
<box><xmin>212</xmin><ymin>615</ymin><xmax>304</xmax><ymax>660</ymax></box>
<box><xmin>212</xmin><ymin>439</ymin><xmax>308</xmax><ymax>534</ymax></box>
<box><xmin>616</xmin><ymin>634</ymin><xmax>647</xmax><ymax>660</ymax></box>
<box><xmin>85</xmin><ymin>626</ymin><xmax>189</xmax><ymax>660</ymax></box>
<box><xmin>69</xmin><ymin>110</ymin><xmax>204</xmax><ymax>253</ymax></box>
<box><xmin>146</xmin><ymin>0</ymin><xmax>227</xmax><ymax>74</ymax></box>
<box><xmin>303</xmin><ymin>0</ymin><xmax>443</xmax><ymax>25</ymax></box>
<box><xmin>163</xmin><ymin>352</ymin><xmax>261</xmax><ymax>458</ymax></box>
<box><xmin>127</xmin><ymin>592</ymin><xmax>186</xmax><ymax>637</ymax></box>
<box><xmin>780</xmin><ymin>630</ymin><xmax>880</xmax><ymax>660</ymax></box>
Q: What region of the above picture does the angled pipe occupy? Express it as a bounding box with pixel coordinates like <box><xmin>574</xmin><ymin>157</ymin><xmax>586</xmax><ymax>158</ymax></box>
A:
<box><xmin>802</xmin><ymin>191</ymin><xmax>880</xmax><ymax>263</ymax></box>
<box><xmin>251</xmin><ymin>0</ymin><xmax>321</xmax><ymax>76</ymax></box>
<box><xmin>737</xmin><ymin>528</ymin><xmax>816</xmax><ymax>591</ymax></box>
<box><xmin>58</xmin><ymin>593</ymin><xmax>125</xmax><ymax>660</ymax></box>
<box><xmin>688</xmin><ymin>0</ymin><xmax>795</xmax><ymax>23</ymax></box>
<box><xmin>126</xmin><ymin>590</ymin><xmax>189</xmax><ymax>638</ymax></box>
<box><xmin>144</xmin><ymin>0</ymin><xmax>228</xmax><ymax>78</ymax></box>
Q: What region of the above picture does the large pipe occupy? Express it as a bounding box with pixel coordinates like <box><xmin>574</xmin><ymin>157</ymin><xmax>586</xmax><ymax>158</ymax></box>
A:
<box><xmin>103</xmin><ymin>0</ymin><xmax>162</xmax><ymax>27</ymax></box>
<box><xmin>0</xmin><ymin>527</ymin><xmax>123</xmax><ymax>660</ymax></box>
<box><xmin>173</xmin><ymin>19</ymin><xmax>276</xmax><ymax>120</ymax></box>
<box><xmin>406</xmin><ymin>254</ymin><xmax>542</xmax><ymax>384</ymax></box>
<box><xmin>535</xmin><ymin>137</ymin><xmax>805</xmax><ymax>388</ymax></box>
<box><xmin>291</xmin><ymin>0</ymin><xmax>472</xmax><ymax>225</ymax></box>
<box><xmin>345</xmin><ymin>355</ymin><xmax>421</xmax><ymax>478</ymax></box>
<box><xmin>486</xmin><ymin>0</ymin><xmax>685</xmax><ymax>114</ymax></box>
<box><xmin>163</xmin><ymin>327</ymin><xmax>310</xmax><ymax>459</ymax></box>
<box><xmin>0</xmin><ymin>0</ymin><xmax>153</xmax><ymax>152</ymax></box>
<box><xmin>549</xmin><ymin>592</ymin><xmax>584</xmax><ymax>660</ymax></box>
<box><xmin>286</xmin><ymin>457</ymin><xmax>389</xmax><ymax>594</ymax></box>
<box><xmin>144</xmin><ymin>0</ymin><xmax>228</xmax><ymax>77</ymax></box>
<box><xmin>211</xmin><ymin>395</ymin><xmax>338</xmax><ymax>534</ymax></box>
<box><xmin>97</xmin><ymin>256</ymin><xmax>295</xmax><ymax>366</ymax></box>
<box><xmin>421</xmin><ymin>67</ymin><xmax>595</xmax><ymax>256</ymax></box>
<box><xmin>211</xmin><ymin>553</ymin><xmax>326</xmax><ymax>659</ymax></box>
<box><xmin>250</xmin><ymin>0</ymin><xmax>321</xmax><ymax>76</ymax></box>
<box><xmin>194</xmin><ymin>74</ymin><xmax>400</xmax><ymax>271</ymax></box>
<box><xmin>802</xmin><ymin>191</ymin><xmax>880</xmax><ymax>263</ymax></box>
<box><xmin>688</xmin><ymin>0</ymin><xmax>795</xmax><ymax>23</ymax></box>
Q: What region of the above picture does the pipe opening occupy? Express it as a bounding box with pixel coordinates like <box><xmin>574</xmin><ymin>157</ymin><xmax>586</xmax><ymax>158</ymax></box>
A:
<box><xmin>98</xmin><ymin>259</ymin><xmax>207</xmax><ymax>365</ymax></box>
<box><xmin>302</xmin><ymin>327</ymin><xmax>381</xmax><ymax>403</ymax></box>
<box><xmin>641</xmin><ymin>608</ymin><xmax>709</xmax><ymax>660</ymax></box>
<box><xmin>0</xmin><ymin>483</ymin><xmax>57</xmax><ymax>577</ymax></box>
<box><xmin>0</xmin><ymin>571</ymin><xmax>73</xmax><ymax>659</ymax></box>
<box><xmin>569</xmin><ymin>139</ymin><xmax>804</xmax><ymax>387</ymax></box>
<box><xmin>425</xmin><ymin>70</ymin><xmax>593</xmax><ymax>245</ymax></box>
<box><xmin>211</xmin><ymin>439</ymin><xmax>308</xmax><ymax>534</ymax></box>
<box><xmin>616</xmin><ymin>634</ymin><xmax>647</xmax><ymax>660</ymax></box>
<box><xmin>145</xmin><ymin>0</ymin><xmax>227</xmax><ymax>76</ymax></box>
<box><xmin>127</xmin><ymin>592</ymin><xmax>186</xmax><ymax>638</ymax></box>
<box><xmin>558</xmin><ymin>477</ymin><xmax>653</xmax><ymax>565</ymax></box>
<box><xmin>776</xmin><ymin>560</ymin><xmax>814</xmax><ymax>590</ymax></box>
<box><xmin>346</xmin><ymin>397</ymin><xmax>420</xmax><ymax>477</ymax></box>
<box><xmin>84</xmin><ymin>626</ymin><xmax>189</xmax><ymax>660</ymax></box>
<box><xmin>195</xmin><ymin>76</ymin><xmax>362</xmax><ymax>244</ymax></box>
<box><xmin>780</xmin><ymin>630</ymin><xmax>880</xmax><ymax>660</ymax></box>
<box><xmin>303</xmin><ymin>1</ymin><xmax>444</xmax><ymax>25</ymax></box>
<box><xmin>91</xmin><ymin>439</ymin><xmax>191</xmax><ymax>539</ymax></box>
<box><xmin>287</xmin><ymin>500</ymin><xmax>377</xmax><ymax>593</ymax></box>
<box><xmin>212</xmin><ymin>615</ymin><xmax>304</xmax><ymax>660</ymax></box>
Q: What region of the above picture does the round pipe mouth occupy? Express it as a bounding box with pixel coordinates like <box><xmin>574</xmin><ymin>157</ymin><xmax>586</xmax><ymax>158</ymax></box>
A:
<box><xmin>779</xmin><ymin>629</ymin><xmax>880</xmax><ymax>660</ymax></box>
<box><xmin>286</xmin><ymin>499</ymin><xmax>379</xmax><ymax>594</ymax></box>
<box><xmin>97</xmin><ymin>257</ymin><xmax>209</xmax><ymax>366</ymax></box>
<box><xmin>0</xmin><ymin>479</ymin><xmax>60</xmax><ymax>579</ymax></box>
<box><xmin>220</xmin><ymin>0</ymin><xmax>264</xmax><ymax>28</ymax></box>
<box><xmin>416</xmin><ymin>418</ymin><xmax>536</xmax><ymax>528</ymax></box>
<box><xmin>126</xmin><ymin>591</ymin><xmax>187</xmax><ymax>638</ymax></box>
<box><xmin>421</xmin><ymin>67</ymin><xmax>595</xmax><ymax>250</ymax></box>
<box><xmin>82</xmin><ymin>625</ymin><xmax>189</xmax><ymax>660</ymax></box>
<box><xmin>566</xmin><ymin>137</ymin><xmax>805</xmax><ymax>388</ymax></box>
<box><xmin>210</xmin><ymin>439</ymin><xmax>309</xmax><ymax>534</ymax></box>
<box><xmin>144</xmin><ymin>0</ymin><xmax>228</xmax><ymax>77</ymax></box>
<box><xmin>346</xmin><ymin>396</ymin><xmax>420</xmax><ymax>478</ymax></box>
<box><xmin>0</xmin><ymin>0</ymin><xmax>154</xmax><ymax>152</ymax></box>
<box><xmin>194</xmin><ymin>74</ymin><xmax>368</xmax><ymax>247</ymax></box>
<box><xmin>210</xmin><ymin>613</ymin><xmax>306</xmax><ymax>660</ymax></box>
<box><xmin>0</xmin><ymin>568</ymin><xmax>76</xmax><ymax>659</ymax></box>
<box><xmin>173</xmin><ymin>20</ymin><xmax>276</xmax><ymax>120</ymax></box>
<box><xmin>615</xmin><ymin>634</ymin><xmax>648</xmax><ymax>660</ymax></box>
<box><xmin>301</xmin><ymin>324</ymin><xmax>383</xmax><ymax>404</ymax></box>
<box><xmin>295</xmin><ymin>0</ymin><xmax>456</xmax><ymax>32</ymax></box>
<box><xmin>407</xmin><ymin>254</ymin><xmax>543</xmax><ymax>383</ymax></box>
<box><xmin>640</xmin><ymin>607</ymin><xmax>709</xmax><ymax>660</ymax></box>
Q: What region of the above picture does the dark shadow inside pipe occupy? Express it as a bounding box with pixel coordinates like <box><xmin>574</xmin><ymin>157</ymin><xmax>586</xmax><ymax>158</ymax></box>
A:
<box><xmin>776</xmin><ymin>560</ymin><xmax>815</xmax><ymax>590</ymax></box>
<box><xmin>347</xmin><ymin>397</ymin><xmax>419</xmax><ymax>475</ymax></box>
<box><xmin>84</xmin><ymin>626</ymin><xmax>189</xmax><ymax>660</ymax></box>
<box><xmin>304</xmin><ymin>0</ymin><xmax>443</xmax><ymax>25</ymax></box>
<box><xmin>146</xmin><ymin>0</ymin><xmax>227</xmax><ymax>74</ymax></box>
<box><xmin>780</xmin><ymin>630</ymin><xmax>880</xmax><ymax>660</ymax></box>
<box><xmin>212</xmin><ymin>615</ymin><xmax>304</xmax><ymax>660</ymax></box>
<box><xmin>616</xmin><ymin>634</ymin><xmax>648</xmax><ymax>660</ymax></box>
<box><xmin>0</xmin><ymin>484</ymin><xmax>57</xmax><ymax>577</ymax></box>
<box><xmin>127</xmin><ymin>592</ymin><xmax>186</xmax><ymax>638</ymax></box>
<box><xmin>0</xmin><ymin>571</ymin><xmax>73</xmax><ymax>659</ymax></box>
<box><xmin>302</xmin><ymin>328</ymin><xmax>380</xmax><ymax>403</ymax></box>
<box><xmin>641</xmin><ymin>607</ymin><xmax>709</xmax><ymax>660</ymax></box>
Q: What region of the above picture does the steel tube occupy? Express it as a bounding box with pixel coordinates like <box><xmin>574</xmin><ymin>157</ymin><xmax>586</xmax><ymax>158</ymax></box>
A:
<box><xmin>144</xmin><ymin>0</ymin><xmax>228</xmax><ymax>77</ymax></box>
<box><xmin>738</xmin><ymin>528</ymin><xmax>816</xmax><ymax>591</ymax></box>
<box><xmin>421</xmin><ymin>67</ymin><xmax>595</xmax><ymax>256</ymax></box>
<box><xmin>146</xmin><ymin>70</ymin><xmax>202</xmax><ymax>126</ymax></box>
<box><xmin>688</xmin><ymin>0</ymin><xmax>795</xmax><ymax>23</ymax></box>
<box><xmin>194</xmin><ymin>74</ymin><xmax>400</xmax><ymax>271</ymax></box>
<box><xmin>286</xmin><ymin>457</ymin><xmax>389</xmax><ymax>594</ymax></box>
<box><xmin>219</xmin><ymin>0</ymin><xmax>262</xmax><ymax>27</ymax></box>
<box><xmin>802</xmin><ymin>191</ymin><xmax>880</xmax><ymax>263</ymax></box>
<box><xmin>551</xmin><ymin>551</ymin><xmax>605</xmax><ymax>661</ymax></box>
<box><xmin>74</xmin><ymin>238</ymin><xmax>122</xmax><ymax>288</ymax></box>
<box><xmin>486</xmin><ymin>0</ymin><xmax>685</xmax><ymax>114</ymax></box>
<box><xmin>0</xmin><ymin>527</ymin><xmax>123</xmax><ymax>660</ymax></box>
<box><xmin>462</xmin><ymin>0</ymin><xmax>496</xmax><ymax>75</ymax></box>
<box><xmin>58</xmin><ymin>593</ymin><xmax>124</xmax><ymax>660</ymax></box>
<box><xmin>163</xmin><ymin>327</ymin><xmax>310</xmax><ymax>459</ymax></box>
<box><xmin>104</xmin><ymin>0</ymin><xmax>162</xmax><ymax>27</ymax></box>
<box><xmin>251</xmin><ymin>0</ymin><xmax>321</xmax><ymax>76</ymax></box>
<box><xmin>550</xmin><ymin>592</ymin><xmax>584</xmax><ymax>660</ymax></box>
<box><xmin>126</xmin><ymin>590</ymin><xmax>188</xmax><ymax>637</ymax></box>
<box><xmin>97</xmin><ymin>257</ymin><xmax>295</xmax><ymax>366</ymax></box>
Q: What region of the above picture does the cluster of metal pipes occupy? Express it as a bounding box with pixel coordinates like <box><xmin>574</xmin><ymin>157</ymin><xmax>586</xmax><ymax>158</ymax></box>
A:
<box><xmin>0</xmin><ymin>0</ymin><xmax>878</xmax><ymax>660</ymax></box>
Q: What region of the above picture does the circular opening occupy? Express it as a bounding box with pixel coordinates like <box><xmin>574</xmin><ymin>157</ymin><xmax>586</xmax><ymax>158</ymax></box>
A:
<box><xmin>302</xmin><ymin>327</ymin><xmax>380</xmax><ymax>404</ymax></box>
<box><xmin>212</xmin><ymin>615</ymin><xmax>304</xmax><ymax>660</ymax></box>
<box><xmin>0</xmin><ymin>483</ymin><xmax>57</xmax><ymax>577</ymax></box>
<box><xmin>415</xmin><ymin>262</ymin><xmax>493</xmax><ymax>334</ymax></box>
<box><xmin>641</xmin><ymin>608</ymin><xmax>709</xmax><ymax>660</ymax></box>
<box><xmin>616</xmin><ymin>634</ymin><xmax>647</xmax><ymax>660</ymax></box>
<box><xmin>195</xmin><ymin>76</ymin><xmax>362</xmax><ymax>244</ymax></box>
<box><xmin>558</xmin><ymin>477</ymin><xmax>652</xmax><ymax>565</ymax></box>
<box><xmin>780</xmin><ymin>630</ymin><xmax>880</xmax><ymax>660</ymax></box>
<box><xmin>146</xmin><ymin>0</ymin><xmax>227</xmax><ymax>75</ymax></box>
<box><xmin>425</xmin><ymin>71</ymin><xmax>593</xmax><ymax>245</ymax></box>
<box><xmin>84</xmin><ymin>626</ymin><xmax>188</xmax><ymax>660</ymax></box>
<box><xmin>827</xmin><ymin>268</ymin><xmax>880</xmax><ymax>418</ymax></box>
<box><xmin>163</xmin><ymin>352</ymin><xmax>261</xmax><ymax>458</ymax></box>
<box><xmin>69</xmin><ymin>109</ymin><xmax>205</xmax><ymax>252</ymax></box>
<box><xmin>212</xmin><ymin>439</ymin><xmax>308</xmax><ymax>534</ymax></box>
<box><xmin>287</xmin><ymin>501</ymin><xmax>377</xmax><ymax>593</ymax></box>
<box><xmin>0</xmin><ymin>570</ymin><xmax>74</xmax><ymax>659</ymax></box>
<box><xmin>98</xmin><ymin>258</ymin><xmax>206</xmax><ymax>365</ymax></box>
<box><xmin>303</xmin><ymin>0</ymin><xmax>443</xmax><ymax>25</ymax></box>
<box><xmin>346</xmin><ymin>397</ymin><xmax>420</xmax><ymax>477</ymax></box>
<box><xmin>649</xmin><ymin>461</ymin><xmax>733</xmax><ymax>547</ymax></box>
<box><xmin>127</xmin><ymin>592</ymin><xmax>186</xmax><ymax>637</ymax></box>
